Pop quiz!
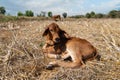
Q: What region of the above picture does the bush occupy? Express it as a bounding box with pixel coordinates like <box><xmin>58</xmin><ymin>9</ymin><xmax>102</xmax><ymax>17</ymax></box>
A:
<box><xmin>48</xmin><ymin>11</ymin><xmax>52</xmax><ymax>17</ymax></box>
<box><xmin>86</xmin><ymin>13</ymin><xmax>91</xmax><ymax>18</ymax></box>
<box><xmin>17</xmin><ymin>11</ymin><xmax>24</xmax><ymax>16</ymax></box>
<box><xmin>90</xmin><ymin>11</ymin><xmax>96</xmax><ymax>18</ymax></box>
<box><xmin>25</xmin><ymin>10</ymin><xmax>34</xmax><ymax>17</ymax></box>
<box><xmin>108</xmin><ymin>10</ymin><xmax>118</xmax><ymax>18</ymax></box>
<box><xmin>96</xmin><ymin>13</ymin><xmax>104</xmax><ymax>18</ymax></box>
<box><xmin>0</xmin><ymin>6</ymin><xmax>6</xmax><ymax>15</ymax></box>
<box><xmin>62</xmin><ymin>12</ymin><xmax>67</xmax><ymax>18</ymax></box>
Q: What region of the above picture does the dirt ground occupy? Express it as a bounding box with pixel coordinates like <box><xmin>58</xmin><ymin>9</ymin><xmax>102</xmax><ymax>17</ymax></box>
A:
<box><xmin>0</xmin><ymin>19</ymin><xmax>120</xmax><ymax>80</ymax></box>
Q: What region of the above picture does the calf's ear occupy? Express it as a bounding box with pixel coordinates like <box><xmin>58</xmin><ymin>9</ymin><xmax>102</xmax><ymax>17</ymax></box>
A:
<box><xmin>59</xmin><ymin>29</ymin><xmax>70</xmax><ymax>38</ymax></box>
<box><xmin>42</xmin><ymin>27</ymin><xmax>49</xmax><ymax>37</ymax></box>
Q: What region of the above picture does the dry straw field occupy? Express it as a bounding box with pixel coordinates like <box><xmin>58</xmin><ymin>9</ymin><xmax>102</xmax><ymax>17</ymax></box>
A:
<box><xmin>0</xmin><ymin>19</ymin><xmax>120</xmax><ymax>80</ymax></box>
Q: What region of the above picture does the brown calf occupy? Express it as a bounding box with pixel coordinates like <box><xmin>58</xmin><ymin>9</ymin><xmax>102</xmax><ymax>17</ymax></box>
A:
<box><xmin>42</xmin><ymin>23</ymin><xmax>100</xmax><ymax>69</ymax></box>
<box><xmin>52</xmin><ymin>15</ymin><xmax>61</xmax><ymax>21</ymax></box>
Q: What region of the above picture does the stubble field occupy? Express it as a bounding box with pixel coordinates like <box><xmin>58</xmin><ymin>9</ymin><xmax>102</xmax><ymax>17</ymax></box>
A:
<box><xmin>0</xmin><ymin>19</ymin><xmax>120</xmax><ymax>80</ymax></box>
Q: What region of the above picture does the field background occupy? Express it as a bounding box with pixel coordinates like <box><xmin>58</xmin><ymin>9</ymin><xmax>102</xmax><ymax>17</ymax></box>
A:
<box><xmin>0</xmin><ymin>19</ymin><xmax>120</xmax><ymax>80</ymax></box>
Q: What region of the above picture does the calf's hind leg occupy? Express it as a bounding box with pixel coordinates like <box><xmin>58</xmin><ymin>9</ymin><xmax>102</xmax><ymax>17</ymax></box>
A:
<box><xmin>46</xmin><ymin>56</ymin><xmax>84</xmax><ymax>69</ymax></box>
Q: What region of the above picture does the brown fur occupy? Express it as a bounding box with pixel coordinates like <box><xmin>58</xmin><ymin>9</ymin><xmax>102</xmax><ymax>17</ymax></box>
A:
<box><xmin>52</xmin><ymin>15</ymin><xmax>61</xmax><ymax>21</ymax></box>
<box><xmin>42</xmin><ymin>23</ymin><xmax>100</xmax><ymax>69</ymax></box>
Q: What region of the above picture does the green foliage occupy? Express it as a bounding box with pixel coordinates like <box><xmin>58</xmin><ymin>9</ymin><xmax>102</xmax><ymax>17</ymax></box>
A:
<box><xmin>85</xmin><ymin>13</ymin><xmax>91</xmax><ymax>18</ymax></box>
<box><xmin>96</xmin><ymin>13</ymin><xmax>104</xmax><ymax>18</ymax></box>
<box><xmin>108</xmin><ymin>10</ymin><xmax>119</xmax><ymax>18</ymax></box>
<box><xmin>25</xmin><ymin>10</ymin><xmax>34</xmax><ymax>17</ymax></box>
<box><xmin>85</xmin><ymin>11</ymin><xmax>96</xmax><ymax>18</ymax></box>
<box><xmin>62</xmin><ymin>12</ymin><xmax>67</xmax><ymax>18</ymax></box>
<box><xmin>0</xmin><ymin>6</ymin><xmax>6</xmax><ymax>15</ymax></box>
<box><xmin>85</xmin><ymin>10</ymin><xmax>120</xmax><ymax>18</ymax></box>
<box><xmin>1</xmin><ymin>5</ymin><xmax>120</xmax><ymax>19</ymax></box>
<box><xmin>48</xmin><ymin>11</ymin><xmax>52</xmax><ymax>17</ymax></box>
<box><xmin>90</xmin><ymin>11</ymin><xmax>96</xmax><ymax>18</ymax></box>
<box><xmin>17</xmin><ymin>11</ymin><xmax>24</xmax><ymax>16</ymax></box>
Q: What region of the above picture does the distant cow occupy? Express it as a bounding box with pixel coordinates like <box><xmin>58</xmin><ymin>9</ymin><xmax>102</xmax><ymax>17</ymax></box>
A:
<box><xmin>52</xmin><ymin>15</ymin><xmax>61</xmax><ymax>21</ymax></box>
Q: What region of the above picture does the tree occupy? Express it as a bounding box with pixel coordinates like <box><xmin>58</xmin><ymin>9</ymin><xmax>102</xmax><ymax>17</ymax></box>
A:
<box><xmin>85</xmin><ymin>13</ymin><xmax>91</xmax><ymax>18</ymax></box>
<box><xmin>85</xmin><ymin>11</ymin><xmax>96</xmax><ymax>18</ymax></box>
<box><xmin>48</xmin><ymin>11</ymin><xmax>52</xmax><ymax>17</ymax></box>
<box><xmin>108</xmin><ymin>10</ymin><xmax>117</xmax><ymax>18</ymax></box>
<box><xmin>90</xmin><ymin>11</ymin><xmax>96</xmax><ymax>18</ymax></box>
<box><xmin>17</xmin><ymin>11</ymin><xmax>24</xmax><ymax>16</ymax></box>
<box><xmin>25</xmin><ymin>10</ymin><xmax>34</xmax><ymax>17</ymax></box>
<box><xmin>0</xmin><ymin>6</ymin><xmax>6</xmax><ymax>15</ymax></box>
<box><xmin>41</xmin><ymin>11</ymin><xmax>46</xmax><ymax>17</ymax></box>
<box><xmin>116</xmin><ymin>10</ymin><xmax>120</xmax><ymax>18</ymax></box>
<box><xmin>62</xmin><ymin>12</ymin><xmax>67</xmax><ymax>18</ymax></box>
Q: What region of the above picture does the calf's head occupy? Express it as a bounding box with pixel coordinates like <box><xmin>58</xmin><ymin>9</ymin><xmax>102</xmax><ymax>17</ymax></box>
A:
<box><xmin>42</xmin><ymin>23</ymin><xmax>69</xmax><ymax>44</ymax></box>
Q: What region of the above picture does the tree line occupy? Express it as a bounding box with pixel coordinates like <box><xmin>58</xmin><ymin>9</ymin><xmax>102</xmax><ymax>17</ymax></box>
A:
<box><xmin>0</xmin><ymin>6</ymin><xmax>120</xmax><ymax>18</ymax></box>
<box><xmin>1</xmin><ymin>6</ymin><xmax>68</xmax><ymax>18</ymax></box>
<box><xmin>36</xmin><ymin>11</ymin><xmax>67</xmax><ymax>18</ymax></box>
<box><xmin>71</xmin><ymin>10</ymin><xmax>120</xmax><ymax>18</ymax></box>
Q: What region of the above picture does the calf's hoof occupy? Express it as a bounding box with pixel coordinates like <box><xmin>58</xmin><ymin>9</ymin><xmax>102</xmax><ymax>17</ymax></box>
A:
<box><xmin>46</xmin><ymin>64</ymin><xmax>54</xmax><ymax>70</ymax></box>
